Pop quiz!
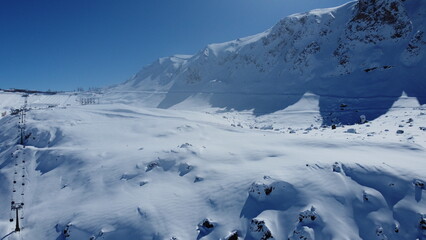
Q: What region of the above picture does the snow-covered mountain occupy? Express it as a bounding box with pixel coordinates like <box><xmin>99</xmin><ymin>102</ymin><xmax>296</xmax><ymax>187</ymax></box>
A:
<box><xmin>108</xmin><ymin>0</ymin><xmax>426</xmax><ymax>125</ymax></box>
<box><xmin>0</xmin><ymin>1</ymin><xmax>425</xmax><ymax>240</ymax></box>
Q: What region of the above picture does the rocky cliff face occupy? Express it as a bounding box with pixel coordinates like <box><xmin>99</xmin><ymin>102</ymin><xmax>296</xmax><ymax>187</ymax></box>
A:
<box><xmin>353</xmin><ymin>0</ymin><xmax>412</xmax><ymax>41</ymax></box>
<box><xmin>110</xmin><ymin>0</ymin><xmax>426</xmax><ymax>124</ymax></box>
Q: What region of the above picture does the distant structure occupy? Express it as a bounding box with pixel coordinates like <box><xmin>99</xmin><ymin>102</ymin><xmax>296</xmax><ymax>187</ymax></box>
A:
<box><xmin>79</xmin><ymin>97</ymin><xmax>100</xmax><ymax>105</ymax></box>
<box><xmin>10</xmin><ymin>108</ymin><xmax>21</xmax><ymax>116</ymax></box>
<box><xmin>1</xmin><ymin>88</ymin><xmax>57</xmax><ymax>95</ymax></box>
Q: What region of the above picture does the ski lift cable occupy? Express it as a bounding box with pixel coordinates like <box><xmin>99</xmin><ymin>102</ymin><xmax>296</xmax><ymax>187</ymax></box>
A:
<box><xmin>8</xmin><ymin>103</ymin><xmax>28</xmax><ymax>235</ymax></box>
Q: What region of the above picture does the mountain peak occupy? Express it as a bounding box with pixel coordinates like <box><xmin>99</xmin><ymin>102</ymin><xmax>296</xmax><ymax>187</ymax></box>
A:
<box><xmin>109</xmin><ymin>0</ymin><xmax>425</xmax><ymax>125</ymax></box>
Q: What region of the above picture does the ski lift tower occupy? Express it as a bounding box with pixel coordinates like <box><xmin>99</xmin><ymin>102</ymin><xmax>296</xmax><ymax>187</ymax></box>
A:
<box><xmin>23</xmin><ymin>94</ymin><xmax>28</xmax><ymax>108</ymax></box>
<box><xmin>18</xmin><ymin>95</ymin><xmax>27</xmax><ymax>146</ymax></box>
<box><xmin>18</xmin><ymin>109</ymin><xmax>26</xmax><ymax>145</ymax></box>
<box><xmin>11</xmin><ymin>202</ymin><xmax>23</xmax><ymax>232</ymax></box>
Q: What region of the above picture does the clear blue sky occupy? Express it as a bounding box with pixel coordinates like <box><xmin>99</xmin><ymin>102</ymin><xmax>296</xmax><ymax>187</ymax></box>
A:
<box><xmin>0</xmin><ymin>0</ymin><xmax>349</xmax><ymax>91</ymax></box>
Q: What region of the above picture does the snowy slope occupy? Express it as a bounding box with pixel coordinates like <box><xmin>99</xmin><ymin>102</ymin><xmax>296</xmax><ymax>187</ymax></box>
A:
<box><xmin>0</xmin><ymin>91</ymin><xmax>103</xmax><ymax>119</ymax></box>
<box><xmin>0</xmin><ymin>91</ymin><xmax>81</xmax><ymax>116</ymax></box>
<box><xmin>107</xmin><ymin>0</ymin><xmax>426</xmax><ymax>125</ymax></box>
<box><xmin>0</xmin><ymin>91</ymin><xmax>425</xmax><ymax>240</ymax></box>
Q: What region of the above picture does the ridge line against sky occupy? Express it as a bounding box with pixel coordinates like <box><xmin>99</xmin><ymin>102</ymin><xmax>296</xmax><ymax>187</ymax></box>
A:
<box><xmin>0</xmin><ymin>0</ymin><xmax>349</xmax><ymax>91</ymax></box>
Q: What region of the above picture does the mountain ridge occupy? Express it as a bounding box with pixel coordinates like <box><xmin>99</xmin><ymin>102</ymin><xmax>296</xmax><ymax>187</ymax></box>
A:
<box><xmin>108</xmin><ymin>0</ymin><xmax>425</xmax><ymax>124</ymax></box>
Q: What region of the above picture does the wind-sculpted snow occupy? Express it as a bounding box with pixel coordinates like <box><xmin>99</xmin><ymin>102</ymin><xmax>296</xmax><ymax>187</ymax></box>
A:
<box><xmin>0</xmin><ymin>99</ymin><xmax>424</xmax><ymax>239</ymax></box>
<box><xmin>109</xmin><ymin>0</ymin><xmax>426</xmax><ymax>125</ymax></box>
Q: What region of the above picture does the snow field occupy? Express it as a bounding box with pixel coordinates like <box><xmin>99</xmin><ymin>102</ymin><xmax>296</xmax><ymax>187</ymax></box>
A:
<box><xmin>0</xmin><ymin>98</ymin><xmax>424</xmax><ymax>239</ymax></box>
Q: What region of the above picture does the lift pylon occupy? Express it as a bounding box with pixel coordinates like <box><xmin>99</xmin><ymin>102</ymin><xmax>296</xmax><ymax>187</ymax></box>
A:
<box><xmin>11</xmin><ymin>203</ymin><xmax>23</xmax><ymax>232</ymax></box>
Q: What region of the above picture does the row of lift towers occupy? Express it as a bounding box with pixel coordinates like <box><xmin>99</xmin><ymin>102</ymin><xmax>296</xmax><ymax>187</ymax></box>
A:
<box><xmin>9</xmin><ymin>95</ymin><xmax>29</xmax><ymax>233</ymax></box>
<box><xmin>6</xmin><ymin>94</ymin><xmax>99</xmax><ymax>236</ymax></box>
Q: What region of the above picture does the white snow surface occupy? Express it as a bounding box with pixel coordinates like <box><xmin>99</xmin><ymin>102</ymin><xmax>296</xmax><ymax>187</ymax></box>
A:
<box><xmin>0</xmin><ymin>90</ymin><xmax>425</xmax><ymax>240</ymax></box>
